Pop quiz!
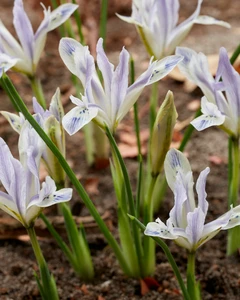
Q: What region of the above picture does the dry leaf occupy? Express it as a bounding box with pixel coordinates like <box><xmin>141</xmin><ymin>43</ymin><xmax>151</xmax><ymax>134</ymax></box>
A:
<box><xmin>80</xmin><ymin>284</ymin><xmax>89</xmax><ymax>295</ymax></box>
<box><xmin>140</xmin><ymin>279</ymin><xmax>150</xmax><ymax>296</ymax></box>
<box><xmin>187</xmin><ymin>99</ymin><xmax>201</xmax><ymax>111</ymax></box>
<box><xmin>208</xmin><ymin>155</ymin><xmax>227</xmax><ymax>165</ymax></box>
<box><xmin>85</xmin><ymin>177</ymin><xmax>100</xmax><ymax>196</ymax></box>
<box><xmin>97</xmin><ymin>296</ymin><xmax>105</xmax><ymax>300</ymax></box>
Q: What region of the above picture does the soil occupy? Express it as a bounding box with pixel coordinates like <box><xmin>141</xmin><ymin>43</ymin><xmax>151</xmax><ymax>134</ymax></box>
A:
<box><xmin>0</xmin><ymin>0</ymin><xmax>240</xmax><ymax>299</ymax></box>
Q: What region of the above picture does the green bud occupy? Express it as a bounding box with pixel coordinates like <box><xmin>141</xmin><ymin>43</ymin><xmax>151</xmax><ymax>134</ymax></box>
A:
<box><xmin>150</xmin><ymin>91</ymin><xmax>178</xmax><ymax>177</ymax></box>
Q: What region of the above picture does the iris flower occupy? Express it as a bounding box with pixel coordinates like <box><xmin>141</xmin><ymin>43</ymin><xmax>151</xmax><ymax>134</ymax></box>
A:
<box><xmin>1</xmin><ymin>88</ymin><xmax>66</xmax><ymax>184</ymax></box>
<box><xmin>176</xmin><ymin>47</ymin><xmax>240</xmax><ymax>137</ymax></box>
<box><xmin>145</xmin><ymin>148</ymin><xmax>240</xmax><ymax>252</ymax></box>
<box><xmin>117</xmin><ymin>0</ymin><xmax>230</xmax><ymax>59</ymax></box>
<box><xmin>0</xmin><ymin>0</ymin><xmax>78</xmax><ymax>76</ymax></box>
<box><xmin>0</xmin><ymin>121</ymin><xmax>72</xmax><ymax>228</ymax></box>
<box><xmin>59</xmin><ymin>37</ymin><xmax>182</xmax><ymax>134</ymax></box>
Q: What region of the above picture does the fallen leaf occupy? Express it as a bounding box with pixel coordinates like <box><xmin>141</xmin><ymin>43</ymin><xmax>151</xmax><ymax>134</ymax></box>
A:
<box><xmin>187</xmin><ymin>99</ymin><xmax>201</xmax><ymax>111</ymax></box>
<box><xmin>97</xmin><ymin>296</ymin><xmax>105</xmax><ymax>300</ymax></box>
<box><xmin>85</xmin><ymin>177</ymin><xmax>100</xmax><ymax>196</ymax></box>
<box><xmin>80</xmin><ymin>284</ymin><xmax>89</xmax><ymax>295</ymax></box>
<box><xmin>140</xmin><ymin>279</ymin><xmax>150</xmax><ymax>296</ymax></box>
<box><xmin>208</xmin><ymin>155</ymin><xmax>227</xmax><ymax>165</ymax></box>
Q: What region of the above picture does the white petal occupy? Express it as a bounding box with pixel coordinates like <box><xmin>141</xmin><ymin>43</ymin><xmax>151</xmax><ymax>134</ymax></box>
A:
<box><xmin>194</xmin><ymin>15</ymin><xmax>230</xmax><ymax>28</ymax></box>
<box><xmin>144</xmin><ymin>219</ymin><xmax>177</xmax><ymax>240</ymax></box>
<box><xmin>164</xmin><ymin>148</ymin><xmax>192</xmax><ymax>192</ymax></box>
<box><xmin>147</xmin><ymin>55</ymin><xmax>183</xmax><ymax>85</ymax></box>
<box><xmin>49</xmin><ymin>88</ymin><xmax>64</xmax><ymax>123</ymax></box>
<box><xmin>196</xmin><ymin>167</ymin><xmax>210</xmax><ymax>215</ymax></box>
<box><xmin>48</xmin><ymin>4</ymin><xmax>78</xmax><ymax>31</ymax></box>
<box><xmin>62</xmin><ymin>105</ymin><xmax>98</xmax><ymax>135</ymax></box>
<box><xmin>191</xmin><ymin>97</ymin><xmax>225</xmax><ymax>131</ymax></box>
<box><xmin>1</xmin><ymin>111</ymin><xmax>24</xmax><ymax>133</ymax></box>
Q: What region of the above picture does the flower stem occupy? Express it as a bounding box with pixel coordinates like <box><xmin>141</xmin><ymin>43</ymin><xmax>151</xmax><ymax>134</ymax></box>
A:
<box><xmin>230</xmin><ymin>43</ymin><xmax>240</xmax><ymax>65</ymax></box>
<box><xmin>29</xmin><ymin>76</ymin><xmax>46</xmax><ymax>109</ymax></box>
<box><xmin>143</xmin><ymin>175</ymin><xmax>158</xmax><ymax>276</ymax></box>
<box><xmin>187</xmin><ymin>252</ymin><xmax>200</xmax><ymax>300</ymax></box>
<box><xmin>1</xmin><ymin>74</ymin><xmax>130</xmax><ymax>276</ymax></box>
<box><xmin>27</xmin><ymin>226</ymin><xmax>59</xmax><ymax>300</ymax></box>
<box><xmin>129</xmin><ymin>216</ymin><xmax>190</xmax><ymax>300</ymax></box>
<box><xmin>227</xmin><ymin>136</ymin><xmax>240</xmax><ymax>255</ymax></box>
<box><xmin>99</xmin><ymin>0</ymin><xmax>108</xmax><ymax>48</ymax></box>
<box><xmin>106</xmin><ymin>126</ymin><xmax>144</xmax><ymax>276</ymax></box>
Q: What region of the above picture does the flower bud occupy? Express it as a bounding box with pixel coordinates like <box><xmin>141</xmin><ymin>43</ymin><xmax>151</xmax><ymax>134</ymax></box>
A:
<box><xmin>150</xmin><ymin>90</ymin><xmax>178</xmax><ymax>177</ymax></box>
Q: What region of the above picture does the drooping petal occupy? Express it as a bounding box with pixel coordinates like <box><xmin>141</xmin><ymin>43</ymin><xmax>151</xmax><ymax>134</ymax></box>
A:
<box><xmin>196</xmin><ymin>167</ymin><xmax>210</xmax><ymax>215</ymax></box>
<box><xmin>194</xmin><ymin>15</ymin><xmax>230</xmax><ymax>28</ymax></box>
<box><xmin>144</xmin><ymin>217</ymin><xmax>177</xmax><ymax>240</ymax></box>
<box><xmin>0</xmin><ymin>191</ymin><xmax>19</xmax><ymax>221</ymax></box>
<box><xmin>0</xmin><ymin>54</ymin><xmax>19</xmax><ymax>77</ymax></box>
<box><xmin>147</xmin><ymin>55</ymin><xmax>183</xmax><ymax>85</ymax></box>
<box><xmin>13</xmin><ymin>0</ymin><xmax>34</xmax><ymax>61</ymax></box>
<box><xmin>28</xmin><ymin>176</ymin><xmax>72</xmax><ymax>208</ymax></box>
<box><xmin>1</xmin><ymin>111</ymin><xmax>24</xmax><ymax>133</ymax></box>
<box><xmin>48</xmin><ymin>4</ymin><xmax>78</xmax><ymax>32</ymax></box>
<box><xmin>176</xmin><ymin>47</ymin><xmax>216</xmax><ymax>102</ymax></box>
<box><xmin>164</xmin><ymin>148</ymin><xmax>192</xmax><ymax>192</ymax></box>
<box><xmin>191</xmin><ymin>97</ymin><xmax>225</xmax><ymax>131</ymax></box>
<box><xmin>62</xmin><ymin>100</ymin><xmax>99</xmax><ymax>135</ymax></box>
<box><xmin>118</xmin><ymin>55</ymin><xmax>182</xmax><ymax>124</ymax></box>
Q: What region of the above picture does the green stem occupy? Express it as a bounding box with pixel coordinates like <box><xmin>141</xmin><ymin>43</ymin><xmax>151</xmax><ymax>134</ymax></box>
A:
<box><xmin>72</xmin><ymin>0</ymin><xmax>85</xmax><ymax>44</ymax></box>
<box><xmin>186</xmin><ymin>252</ymin><xmax>200</xmax><ymax>300</ymax></box>
<box><xmin>227</xmin><ymin>136</ymin><xmax>240</xmax><ymax>255</ymax></box>
<box><xmin>230</xmin><ymin>43</ymin><xmax>240</xmax><ymax>65</ymax></box>
<box><xmin>99</xmin><ymin>0</ymin><xmax>108</xmax><ymax>47</ymax></box>
<box><xmin>149</xmin><ymin>81</ymin><xmax>158</xmax><ymax>133</ymax></box>
<box><xmin>130</xmin><ymin>216</ymin><xmax>190</xmax><ymax>300</ymax></box>
<box><xmin>27</xmin><ymin>226</ymin><xmax>59</xmax><ymax>300</ymax></box>
<box><xmin>1</xmin><ymin>74</ymin><xmax>130</xmax><ymax>276</ymax></box>
<box><xmin>106</xmin><ymin>126</ymin><xmax>144</xmax><ymax>275</ymax></box>
<box><xmin>137</xmin><ymin>26</ymin><xmax>155</xmax><ymax>58</ymax></box>
<box><xmin>143</xmin><ymin>175</ymin><xmax>158</xmax><ymax>276</ymax></box>
<box><xmin>29</xmin><ymin>76</ymin><xmax>46</xmax><ymax>109</ymax></box>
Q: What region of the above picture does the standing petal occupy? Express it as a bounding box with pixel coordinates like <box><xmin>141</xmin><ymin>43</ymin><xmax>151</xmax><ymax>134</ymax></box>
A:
<box><xmin>13</xmin><ymin>0</ymin><xmax>34</xmax><ymax>61</ymax></box>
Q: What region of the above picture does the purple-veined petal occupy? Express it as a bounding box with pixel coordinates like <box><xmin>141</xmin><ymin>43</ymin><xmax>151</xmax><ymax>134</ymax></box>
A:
<box><xmin>196</xmin><ymin>167</ymin><xmax>210</xmax><ymax>215</ymax></box>
<box><xmin>191</xmin><ymin>97</ymin><xmax>225</xmax><ymax>131</ymax></box>
<box><xmin>1</xmin><ymin>111</ymin><xmax>24</xmax><ymax>133</ymax></box>
<box><xmin>176</xmin><ymin>47</ymin><xmax>216</xmax><ymax>102</ymax></box>
<box><xmin>221</xmin><ymin>206</ymin><xmax>240</xmax><ymax>230</ymax></box>
<box><xmin>118</xmin><ymin>55</ymin><xmax>182</xmax><ymax>124</ymax></box>
<box><xmin>144</xmin><ymin>217</ymin><xmax>177</xmax><ymax>240</ymax></box>
<box><xmin>185</xmin><ymin>207</ymin><xmax>205</xmax><ymax>249</ymax></box>
<box><xmin>62</xmin><ymin>102</ymin><xmax>99</xmax><ymax>135</ymax></box>
<box><xmin>48</xmin><ymin>4</ymin><xmax>78</xmax><ymax>31</ymax></box>
<box><xmin>194</xmin><ymin>15</ymin><xmax>230</xmax><ymax>28</ymax></box>
<box><xmin>147</xmin><ymin>55</ymin><xmax>183</xmax><ymax>85</ymax></box>
<box><xmin>13</xmin><ymin>0</ymin><xmax>34</xmax><ymax>61</ymax></box>
<box><xmin>164</xmin><ymin>148</ymin><xmax>192</xmax><ymax>192</ymax></box>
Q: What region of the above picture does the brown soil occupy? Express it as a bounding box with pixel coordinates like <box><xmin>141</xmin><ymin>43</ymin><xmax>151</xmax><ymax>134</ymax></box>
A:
<box><xmin>0</xmin><ymin>0</ymin><xmax>240</xmax><ymax>299</ymax></box>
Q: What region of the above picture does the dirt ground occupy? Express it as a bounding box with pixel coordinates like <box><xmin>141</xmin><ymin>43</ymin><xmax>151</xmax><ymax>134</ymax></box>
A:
<box><xmin>0</xmin><ymin>0</ymin><xmax>240</xmax><ymax>299</ymax></box>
